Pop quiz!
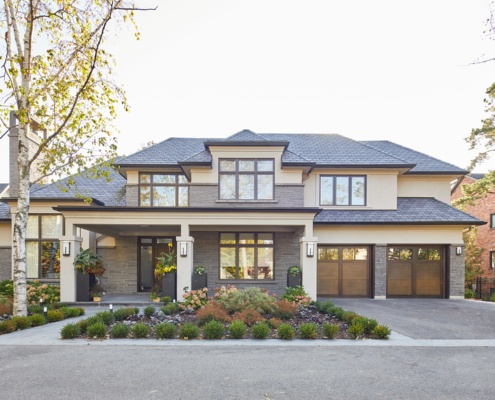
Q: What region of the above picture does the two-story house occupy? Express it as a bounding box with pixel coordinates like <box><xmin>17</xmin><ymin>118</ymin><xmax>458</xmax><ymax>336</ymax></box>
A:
<box><xmin>0</xmin><ymin>130</ymin><xmax>483</xmax><ymax>301</ymax></box>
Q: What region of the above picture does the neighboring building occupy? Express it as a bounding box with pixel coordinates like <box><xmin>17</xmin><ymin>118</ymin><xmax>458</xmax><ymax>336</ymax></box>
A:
<box><xmin>0</xmin><ymin>129</ymin><xmax>484</xmax><ymax>301</ymax></box>
<box><xmin>451</xmin><ymin>174</ymin><xmax>495</xmax><ymax>283</ymax></box>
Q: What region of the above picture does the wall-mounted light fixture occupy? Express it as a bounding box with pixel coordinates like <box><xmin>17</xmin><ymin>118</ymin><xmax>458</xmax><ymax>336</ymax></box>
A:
<box><xmin>456</xmin><ymin>247</ymin><xmax>462</xmax><ymax>256</ymax></box>
<box><xmin>307</xmin><ymin>243</ymin><xmax>314</xmax><ymax>257</ymax></box>
<box><xmin>62</xmin><ymin>241</ymin><xmax>71</xmax><ymax>257</ymax></box>
<box><xmin>180</xmin><ymin>242</ymin><xmax>188</xmax><ymax>257</ymax></box>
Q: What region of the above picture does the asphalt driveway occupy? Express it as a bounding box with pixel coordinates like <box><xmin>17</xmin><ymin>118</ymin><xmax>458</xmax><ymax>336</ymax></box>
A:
<box><xmin>329</xmin><ymin>298</ymin><xmax>495</xmax><ymax>340</ymax></box>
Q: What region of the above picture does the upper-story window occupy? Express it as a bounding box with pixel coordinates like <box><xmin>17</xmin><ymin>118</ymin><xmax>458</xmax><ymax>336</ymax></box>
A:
<box><xmin>219</xmin><ymin>159</ymin><xmax>274</xmax><ymax>200</ymax></box>
<box><xmin>139</xmin><ymin>173</ymin><xmax>189</xmax><ymax>207</ymax></box>
<box><xmin>491</xmin><ymin>214</ymin><xmax>495</xmax><ymax>228</ymax></box>
<box><xmin>320</xmin><ymin>175</ymin><xmax>366</xmax><ymax>206</ymax></box>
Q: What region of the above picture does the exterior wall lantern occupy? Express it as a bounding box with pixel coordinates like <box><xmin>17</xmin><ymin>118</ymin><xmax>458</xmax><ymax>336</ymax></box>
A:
<box><xmin>307</xmin><ymin>243</ymin><xmax>314</xmax><ymax>257</ymax></box>
<box><xmin>456</xmin><ymin>247</ymin><xmax>462</xmax><ymax>256</ymax></box>
<box><xmin>61</xmin><ymin>241</ymin><xmax>71</xmax><ymax>257</ymax></box>
<box><xmin>180</xmin><ymin>242</ymin><xmax>187</xmax><ymax>257</ymax></box>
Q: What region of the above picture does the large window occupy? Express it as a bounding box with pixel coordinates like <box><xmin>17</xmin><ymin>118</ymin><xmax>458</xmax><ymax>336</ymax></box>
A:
<box><xmin>26</xmin><ymin>215</ymin><xmax>63</xmax><ymax>279</ymax></box>
<box><xmin>139</xmin><ymin>173</ymin><xmax>188</xmax><ymax>207</ymax></box>
<box><xmin>219</xmin><ymin>233</ymin><xmax>274</xmax><ymax>280</ymax></box>
<box><xmin>219</xmin><ymin>159</ymin><xmax>274</xmax><ymax>200</ymax></box>
<box><xmin>320</xmin><ymin>175</ymin><xmax>366</xmax><ymax>206</ymax></box>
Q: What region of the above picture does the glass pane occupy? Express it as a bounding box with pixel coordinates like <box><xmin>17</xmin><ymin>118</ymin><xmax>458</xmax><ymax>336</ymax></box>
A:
<box><xmin>41</xmin><ymin>215</ymin><xmax>63</xmax><ymax>238</ymax></box>
<box><xmin>140</xmin><ymin>186</ymin><xmax>151</xmax><ymax>206</ymax></box>
<box><xmin>141</xmin><ymin>238</ymin><xmax>152</xmax><ymax>244</ymax></box>
<box><xmin>355</xmin><ymin>248</ymin><xmax>368</xmax><ymax>260</ymax></box>
<box><xmin>387</xmin><ymin>248</ymin><xmax>399</xmax><ymax>261</ymax></box>
<box><xmin>154</xmin><ymin>186</ymin><xmax>175</xmax><ymax>207</ymax></box>
<box><xmin>351</xmin><ymin>177</ymin><xmax>365</xmax><ymax>205</ymax></box>
<box><xmin>26</xmin><ymin>215</ymin><xmax>39</xmax><ymax>239</ymax></box>
<box><xmin>428</xmin><ymin>249</ymin><xmax>441</xmax><ymax>261</ymax></box>
<box><xmin>257</xmin><ymin>247</ymin><xmax>273</xmax><ymax>279</ymax></box>
<box><xmin>178</xmin><ymin>175</ymin><xmax>188</xmax><ymax>184</ymax></box>
<box><xmin>220</xmin><ymin>233</ymin><xmax>236</xmax><ymax>244</ymax></box>
<box><xmin>320</xmin><ymin>177</ymin><xmax>334</xmax><ymax>206</ymax></box>
<box><xmin>239</xmin><ymin>160</ymin><xmax>255</xmax><ymax>171</ymax></box>
<box><xmin>156</xmin><ymin>238</ymin><xmax>173</xmax><ymax>244</ymax></box>
<box><xmin>220</xmin><ymin>160</ymin><xmax>235</xmax><ymax>172</ymax></box>
<box><xmin>26</xmin><ymin>241</ymin><xmax>39</xmax><ymax>278</ymax></box>
<box><xmin>41</xmin><ymin>241</ymin><xmax>60</xmax><ymax>278</ymax></box>
<box><xmin>400</xmin><ymin>249</ymin><xmax>413</xmax><ymax>260</ymax></box>
<box><xmin>258</xmin><ymin>233</ymin><xmax>274</xmax><ymax>244</ymax></box>
<box><xmin>336</xmin><ymin>177</ymin><xmax>349</xmax><ymax>205</ymax></box>
<box><xmin>154</xmin><ymin>174</ymin><xmax>175</xmax><ymax>184</ymax></box>
<box><xmin>140</xmin><ymin>245</ymin><xmax>153</xmax><ymax>291</ymax></box>
<box><xmin>178</xmin><ymin>186</ymin><xmax>188</xmax><ymax>207</ymax></box>
<box><xmin>238</xmin><ymin>175</ymin><xmax>255</xmax><ymax>199</ymax></box>
<box><xmin>318</xmin><ymin>247</ymin><xmax>339</xmax><ymax>261</ymax></box>
<box><xmin>342</xmin><ymin>248</ymin><xmax>354</xmax><ymax>260</ymax></box>
<box><xmin>418</xmin><ymin>248</ymin><xmax>428</xmax><ymax>260</ymax></box>
<box><xmin>140</xmin><ymin>174</ymin><xmax>151</xmax><ymax>184</ymax></box>
<box><xmin>257</xmin><ymin>160</ymin><xmax>274</xmax><ymax>172</ymax></box>
<box><xmin>257</xmin><ymin>175</ymin><xmax>273</xmax><ymax>200</ymax></box>
<box><xmin>220</xmin><ymin>247</ymin><xmax>236</xmax><ymax>279</ymax></box>
<box><xmin>239</xmin><ymin>233</ymin><xmax>255</xmax><ymax>244</ymax></box>
<box><xmin>220</xmin><ymin>175</ymin><xmax>236</xmax><ymax>199</ymax></box>
<box><xmin>238</xmin><ymin>247</ymin><xmax>254</xmax><ymax>279</ymax></box>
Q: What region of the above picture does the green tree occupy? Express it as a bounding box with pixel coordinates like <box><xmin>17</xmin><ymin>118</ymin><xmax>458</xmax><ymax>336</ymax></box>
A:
<box><xmin>0</xmin><ymin>1</ymin><xmax>150</xmax><ymax>316</ymax></box>
<box><xmin>463</xmin><ymin>228</ymin><xmax>484</xmax><ymax>289</ymax></box>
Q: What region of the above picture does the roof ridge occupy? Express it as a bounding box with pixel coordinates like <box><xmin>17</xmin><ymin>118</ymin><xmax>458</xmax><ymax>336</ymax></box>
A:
<box><xmin>359</xmin><ymin>140</ymin><xmax>414</xmax><ymax>166</ymax></box>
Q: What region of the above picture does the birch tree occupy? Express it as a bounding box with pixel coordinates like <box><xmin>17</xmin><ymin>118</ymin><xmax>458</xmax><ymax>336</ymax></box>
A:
<box><xmin>1</xmin><ymin>0</ymin><xmax>146</xmax><ymax>316</ymax></box>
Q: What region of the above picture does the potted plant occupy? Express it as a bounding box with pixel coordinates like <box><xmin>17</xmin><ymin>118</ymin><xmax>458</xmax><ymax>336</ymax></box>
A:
<box><xmin>150</xmin><ymin>286</ymin><xmax>161</xmax><ymax>303</ymax></box>
<box><xmin>74</xmin><ymin>248</ymin><xmax>105</xmax><ymax>301</ymax></box>
<box><xmin>155</xmin><ymin>243</ymin><xmax>177</xmax><ymax>300</ymax></box>
<box><xmin>287</xmin><ymin>266</ymin><xmax>302</xmax><ymax>287</ymax></box>
<box><xmin>192</xmin><ymin>265</ymin><xmax>207</xmax><ymax>290</ymax></box>
<box><xmin>90</xmin><ymin>284</ymin><xmax>104</xmax><ymax>302</ymax></box>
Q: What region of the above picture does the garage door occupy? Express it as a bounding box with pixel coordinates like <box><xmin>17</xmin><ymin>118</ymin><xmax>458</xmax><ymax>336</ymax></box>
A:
<box><xmin>386</xmin><ymin>246</ymin><xmax>444</xmax><ymax>298</ymax></box>
<box><xmin>317</xmin><ymin>246</ymin><xmax>370</xmax><ymax>297</ymax></box>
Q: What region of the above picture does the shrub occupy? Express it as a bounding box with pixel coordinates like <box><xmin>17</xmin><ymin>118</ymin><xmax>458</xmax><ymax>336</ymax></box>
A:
<box><xmin>228</xmin><ymin>320</ymin><xmax>247</xmax><ymax>339</ymax></box>
<box><xmin>76</xmin><ymin>307</ymin><xmax>85</xmax><ymax>316</ymax></box>
<box><xmin>52</xmin><ymin>303</ymin><xmax>67</xmax><ymax>309</ymax></box>
<box><xmin>144</xmin><ymin>306</ymin><xmax>155</xmax><ymax>317</ymax></box>
<box><xmin>47</xmin><ymin>310</ymin><xmax>64</xmax><ymax>322</ymax></box>
<box><xmin>29</xmin><ymin>313</ymin><xmax>46</xmax><ymax>327</ymax></box>
<box><xmin>179</xmin><ymin>322</ymin><xmax>200</xmax><ymax>339</ymax></box>
<box><xmin>161</xmin><ymin>296</ymin><xmax>172</xmax><ymax>304</ymax></box>
<box><xmin>372</xmin><ymin>325</ymin><xmax>391</xmax><ymax>339</ymax></box>
<box><xmin>68</xmin><ymin>308</ymin><xmax>81</xmax><ymax>318</ymax></box>
<box><xmin>132</xmin><ymin>322</ymin><xmax>150</xmax><ymax>338</ymax></box>
<box><xmin>58</xmin><ymin>307</ymin><xmax>72</xmax><ymax>319</ymax></box>
<box><xmin>26</xmin><ymin>281</ymin><xmax>60</xmax><ymax>305</ymax></box>
<box><xmin>251</xmin><ymin>322</ymin><xmax>271</xmax><ymax>339</ymax></box>
<box><xmin>342</xmin><ymin>311</ymin><xmax>359</xmax><ymax>324</ymax></box>
<box><xmin>196</xmin><ymin>302</ymin><xmax>231</xmax><ymax>326</ymax></box>
<box><xmin>274</xmin><ymin>299</ymin><xmax>297</xmax><ymax>320</ymax></box>
<box><xmin>352</xmin><ymin>317</ymin><xmax>378</xmax><ymax>334</ymax></box>
<box><xmin>277</xmin><ymin>323</ymin><xmax>295</xmax><ymax>340</ymax></box>
<box><xmin>0</xmin><ymin>320</ymin><xmax>16</xmax><ymax>333</ymax></box>
<box><xmin>133</xmin><ymin>307</ymin><xmax>140</xmax><ymax>315</ymax></box>
<box><xmin>180</xmin><ymin>288</ymin><xmax>209</xmax><ymax>310</ymax></box>
<box><xmin>323</xmin><ymin>323</ymin><xmax>339</xmax><ymax>339</ymax></box>
<box><xmin>77</xmin><ymin>319</ymin><xmax>89</xmax><ymax>334</ymax></box>
<box><xmin>331</xmin><ymin>307</ymin><xmax>345</xmax><ymax>320</ymax></box>
<box><xmin>155</xmin><ymin>322</ymin><xmax>177</xmax><ymax>339</ymax></box>
<box><xmin>95</xmin><ymin>311</ymin><xmax>114</xmax><ymax>326</ymax></box>
<box><xmin>85</xmin><ymin>315</ymin><xmax>104</xmax><ymax>327</ymax></box>
<box><xmin>113</xmin><ymin>309</ymin><xmax>128</xmax><ymax>321</ymax></box>
<box><xmin>316</xmin><ymin>301</ymin><xmax>335</xmax><ymax>315</ymax></box>
<box><xmin>27</xmin><ymin>304</ymin><xmax>43</xmax><ymax>315</ymax></box>
<box><xmin>348</xmin><ymin>321</ymin><xmax>365</xmax><ymax>339</ymax></box>
<box><xmin>86</xmin><ymin>322</ymin><xmax>108</xmax><ymax>338</ymax></box>
<box><xmin>232</xmin><ymin>309</ymin><xmax>263</xmax><ymax>327</ymax></box>
<box><xmin>60</xmin><ymin>323</ymin><xmax>80</xmax><ymax>339</ymax></box>
<box><xmin>215</xmin><ymin>286</ymin><xmax>277</xmax><ymax>314</ymax></box>
<box><xmin>111</xmin><ymin>323</ymin><xmax>130</xmax><ymax>338</ymax></box>
<box><xmin>160</xmin><ymin>304</ymin><xmax>176</xmax><ymax>315</ymax></box>
<box><xmin>202</xmin><ymin>320</ymin><xmax>225</xmax><ymax>339</ymax></box>
<box><xmin>464</xmin><ymin>289</ymin><xmax>474</xmax><ymax>299</ymax></box>
<box><xmin>0</xmin><ymin>294</ymin><xmax>12</xmax><ymax>315</ymax></box>
<box><xmin>267</xmin><ymin>318</ymin><xmax>282</xmax><ymax>329</ymax></box>
<box><xmin>281</xmin><ymin>286</ymin><xmax>311</xmax><ymax>306</ymax></box>
<box><xmin>0</xmin><ymin>280</ymin><xmax>14</xmax><ymax>297</ymax></box>
<box><xmin>299</xmin><ymin>322</ymin><xmax>319</xmax><ymax>339</ymax></box>
<box><xmin>12</xmin><ymin>316</ymin><xmax>32</xmax><ymax>330</ymax></box>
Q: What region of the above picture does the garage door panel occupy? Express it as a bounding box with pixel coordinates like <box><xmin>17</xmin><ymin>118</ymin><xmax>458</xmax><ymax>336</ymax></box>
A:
<box><xmin>387</xmin><ymin>279</ymin><xmax>413</xmax><ymax>296</ymax></box>
<box><xmin>317</xmin><ymin>263</ymin><xmax>338</xmax><ymax>296</ymax></box>
<box><xmin>342</xmin><ymin>262</ymin><xmax>368</xmax><ymax>279</ymax></box>
<box><xmin>415</xmin><ymin>263</ymin><xmax>441</xmax><ymax>280</ymax></box>
<box><xmin>387</xmin><ymin>263</ymin><xmax>412</xmax><ymax>279</ymax></box>
<box><xmin>343</xmin><ymin>279</ymin><xmax>369</xmax><ymax>296</ymax></box>
<box><xmin>415</xmin><ymin>280</ymin><xmax>441</xmax><ymax>296</ymax></box>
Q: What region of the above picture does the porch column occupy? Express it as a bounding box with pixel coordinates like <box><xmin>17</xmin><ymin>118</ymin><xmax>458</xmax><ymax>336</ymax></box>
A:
<box><xmin>60</xmin><ymin>235</ymin><xmax>83</xmax><ymax>302</ymax></box>
<box><xmin>176</xmin><ymin>235</ymin><xmax>194</xmax><ymax>301</ymax></box>
<box><xmin>300</xmin><ymin>236</ymin><xmax>318</xmax><ymax>300</ymax></box>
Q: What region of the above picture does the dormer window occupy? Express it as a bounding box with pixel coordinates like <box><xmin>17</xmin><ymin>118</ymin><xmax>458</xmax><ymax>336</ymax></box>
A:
<box><xmin>139</xmin><ymin>173</ymin><xmax>188</xmax><ymax>207</ymax></box>
<box><xmin>219</xmin><ymin>159</ymin><xmax>274</xmax><ymax>200</ymax></box>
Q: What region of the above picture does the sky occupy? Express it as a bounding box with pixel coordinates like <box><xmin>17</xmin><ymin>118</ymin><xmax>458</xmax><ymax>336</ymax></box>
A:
<box><xmin>0</xmin><ymin>0</ymin><xmax>494</xmax><ymax>183</ymax></box>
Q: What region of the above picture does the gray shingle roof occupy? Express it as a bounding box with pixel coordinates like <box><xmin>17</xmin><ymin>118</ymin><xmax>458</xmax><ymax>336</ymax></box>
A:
<box><xmin>182</xmin><ymin>150</ymin><xmax>212</xmax><ymax>163</ymax></box>
<box><xmin>361</xmin><ymin>140</ymin><xmax>466</xmax><ymax>174</ymax></box>
<box><xmin>0</xmin><ymin>202</ymin><xmax>10</xmax><ymax>220</ymax></box>
<box><xmin>30</xmin><ymin>165</ymin><xmax>126</xmax><ymax>206</ymax></box>
<box><xmin>314</xmin><ymin>197</ymin><xmax>484</xmax><ymax>225</ymax></box>
<box><xmin>0</xmin><ymin>184</ymin><xmax>7</xmax><ymax>193</ymax></box>
<box><xmin>469</xmin><ymin>173</ymin><xmax>486</xmax><ymax>180</ymax></box>
<box><xmin>225</xmin><ymin>129</ymin><xmax>268</xmax><ymax>141</ymax></box>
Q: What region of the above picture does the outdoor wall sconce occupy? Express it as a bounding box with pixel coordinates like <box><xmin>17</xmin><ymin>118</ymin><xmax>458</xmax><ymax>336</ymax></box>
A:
<box><xmin>307</xmin><ymin>243</ymin><xmax>314</xmax><ymax>257</ymax></box>
<box><xmin>61</xmin><ymin>241</ymin><xmax>71</xmax><ymax>257</ymax></box>
<box><xmin>180</xmin><ymin>242</ymin><xmax>187</xmax><ymax>257</ymax></box>
<box><xmin>456</xmin><ymin>247</ymin><xmax>462</xmax><ymax>256</ymax></box>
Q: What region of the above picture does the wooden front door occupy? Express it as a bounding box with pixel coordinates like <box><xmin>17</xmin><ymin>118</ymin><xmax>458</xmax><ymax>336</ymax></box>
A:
<box><xmin>138</xmin><ymin>237</ymin><xmax>174</xmax><ymax>292</ymax></box>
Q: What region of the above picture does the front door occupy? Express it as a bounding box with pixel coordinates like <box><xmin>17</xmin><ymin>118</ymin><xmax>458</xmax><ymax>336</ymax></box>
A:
<box><xmin>138</xmin><ymin>237</ymin><xmax>174</xmax><ymax>292</ymax></box>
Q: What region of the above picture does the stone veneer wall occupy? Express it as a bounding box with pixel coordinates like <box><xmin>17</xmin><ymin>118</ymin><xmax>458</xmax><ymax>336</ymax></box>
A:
<box><xmin>193</xmin><ymin>231</ymin><xmax>300</xmax><ymax>296</ymax></box>
<box><xmin>449</xmin><ymin>244</ymin><xmax>465</xmax><ymax>298</ymax></box>
<box><xmin>98</xmin><ymin>237</ymin><xmax>137</xmax><ymax>294</ymax></box>
<box><xmin>0</xmin><ymin>248</ymin><xmax>11</xmax><ymax>281</ymax></box>
<box><xmin>374</xmin><ymin>245</ymin><xmax>387</xmax><ymax>298</ymax></box>
<box><xmin>125</xmin><ymin>185</ymin><xmax>138</xmax><ymax>207</ymax></box>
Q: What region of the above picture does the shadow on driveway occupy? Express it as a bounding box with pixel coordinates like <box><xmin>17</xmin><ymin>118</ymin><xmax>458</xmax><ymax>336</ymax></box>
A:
<box><xmin>327</xmin><ymin>298</ymin><xmax>495</xmax><ymax>340</ymax></box>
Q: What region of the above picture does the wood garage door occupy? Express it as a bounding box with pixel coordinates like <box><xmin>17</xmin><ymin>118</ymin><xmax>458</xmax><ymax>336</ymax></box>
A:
<box><xmin>317</xmin><ymin>246</ymin><xmax>370</xmax><ymax>297</ymax></box>
<box><xmin>386</xmin><ymin>246</ymin><xmax>444</xmax><ymax>298</ymax></box>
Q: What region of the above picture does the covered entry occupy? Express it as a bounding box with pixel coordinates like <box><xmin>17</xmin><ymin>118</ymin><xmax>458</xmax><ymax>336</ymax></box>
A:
<box><xmin>317</xmin><ymin>246</ymin><xmax>370</xmax><ymax>297</ymax></box>
<box><xmin>386</xmin><ymin>246</ymin><xmax>444</xmax><ymax>297</ymax></box>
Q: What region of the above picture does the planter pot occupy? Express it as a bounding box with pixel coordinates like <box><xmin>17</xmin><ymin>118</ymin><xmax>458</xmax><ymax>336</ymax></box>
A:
<box><xmin>192</xmin><ymin>273</ymin><xmax>207</xmax><ymax>290</ymax></box>
<box><xmin>287</xmin><ymin>273</ymin><xmax>302</xmax><ymax>288</ymax></box>
<box><xmin>93</xmin><ymin>296</ymin><xmax>102</xmax><ymax>302</ymax></box>
<box><xmin>162</xmin><ymin>272</ymin><xmax>177</xmax><ymax>301</ymax></box>
<box><xmin>76</xmin><ymin>272</ymin><xmax>91</xmax><ymax>301</ymax></box>
<box><xmin>152</xmin><ymin>297</ymin><xmax>160</xmax><ymax>303</ymax></box>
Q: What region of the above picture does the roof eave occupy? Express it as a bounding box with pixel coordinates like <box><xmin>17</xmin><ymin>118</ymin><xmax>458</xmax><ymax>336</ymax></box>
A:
<box><xmin>53</xmin><ymin>206</ymin><xmax>322</xmax><ymax>214</ymax></box>
<box><xmin>3</xmin><ymin>197</ymin><xmax>105</xmax><ymax>206</ymax></box>
<box><xmin>313</xmin><ymin>163</ymin><xmax>416</xmax><ymax>169</ymax></box>
<box><xmin>405</xmin><ymin>170</ymin><xmax>468</xmax><ymax>175</ymax></box>
<box><xmin>313</xmin><ymin>220</ymin><xmax>486</xmax><ymax>226</ymax></box>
